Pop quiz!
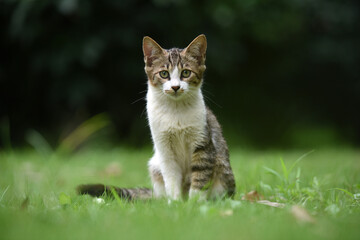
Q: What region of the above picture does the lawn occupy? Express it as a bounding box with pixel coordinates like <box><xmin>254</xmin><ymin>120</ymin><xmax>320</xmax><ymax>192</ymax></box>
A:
<box><xmin>0</xmin><ymin>147</ymin><xmax>359</xmax><ymax>240</ymax></box>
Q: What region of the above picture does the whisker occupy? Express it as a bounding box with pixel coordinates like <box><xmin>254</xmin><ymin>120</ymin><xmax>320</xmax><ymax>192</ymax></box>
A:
<box><xmin>202</xmin><ymin>88</ymin><xmax>215</xmax><ymax>96</ymax></box>
<box><xmin>203</xmin><ymin>94</ymin><xmax>223</xmax><ymax>109</ymax></box>
<box><xmin>140</xmin><ymin>106</ymin><xmax>147</xmax><ymax>118</ymax></box>
<box><xmin>131</xmin><ymin>96</ymin><xmax>146</xmax><ymax>105</ymax></box>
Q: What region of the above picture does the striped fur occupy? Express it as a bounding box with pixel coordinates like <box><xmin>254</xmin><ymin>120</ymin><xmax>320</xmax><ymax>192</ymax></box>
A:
<box><xmin>77</xmin><ymin>184</ymin><xmax>152</xmax><ymax>200</ymax></box>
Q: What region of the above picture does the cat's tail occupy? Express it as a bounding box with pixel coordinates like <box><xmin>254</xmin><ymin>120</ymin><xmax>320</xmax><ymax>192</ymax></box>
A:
<box><xmin>77</xmin><ymin>184</ymin><xmax>153</xmax><ymax>200</ymax></box>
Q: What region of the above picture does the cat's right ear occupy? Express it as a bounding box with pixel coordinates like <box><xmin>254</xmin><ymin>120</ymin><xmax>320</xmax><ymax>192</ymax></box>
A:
<box><xmin>143</xmin><ymin>36</ymin><xmax>164</xmax><ymax>66</ymax></box>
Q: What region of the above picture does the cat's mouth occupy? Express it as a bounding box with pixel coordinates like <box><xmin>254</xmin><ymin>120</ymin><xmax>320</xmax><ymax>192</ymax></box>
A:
<box><xmin>164</xmin><ymin>89</ymin><xmax>185</xmax><ymax>98</ymax></box>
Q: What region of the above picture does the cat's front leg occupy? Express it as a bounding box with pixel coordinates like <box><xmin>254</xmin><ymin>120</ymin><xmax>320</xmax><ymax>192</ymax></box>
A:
<box><xmin>159</xmin><ymin>156</ymin><xmax>183</xmax><ymax>200</ymax></box>
<box><xmin>189</xmin><ymin>144</ymin><xmax>215</xmax><ymax>200</ymax></box>
<box><xmin>148</xmin><ymin>155</ymin><xmax>166</xmax><ymax>198</ymax></box>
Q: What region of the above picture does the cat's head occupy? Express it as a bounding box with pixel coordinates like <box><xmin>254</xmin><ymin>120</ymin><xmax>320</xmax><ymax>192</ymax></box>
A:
<box><xmin>143</xmin><ymin>35</ymin><xmax>207</xmax><ymax>100</ymax></box>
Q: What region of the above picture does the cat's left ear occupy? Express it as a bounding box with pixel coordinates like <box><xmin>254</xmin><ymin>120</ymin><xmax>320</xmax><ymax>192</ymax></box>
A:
<box><xmin>183</xmin><ymin>34</ymin><xmax>207</xmax><ymax>64</ymax></box>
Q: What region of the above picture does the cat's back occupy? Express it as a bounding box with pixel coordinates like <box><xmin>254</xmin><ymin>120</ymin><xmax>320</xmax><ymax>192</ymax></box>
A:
<box><xmin>203</xmin><ymin>107</ymin><xmax>229</xmax><ymax>159</ymax></box>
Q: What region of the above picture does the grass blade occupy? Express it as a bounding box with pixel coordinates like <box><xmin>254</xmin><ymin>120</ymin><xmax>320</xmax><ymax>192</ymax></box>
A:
<box><xmin>332</xmin><ymin>188</ymin><xmax>354</xmax><ymax>199</ymax></box>
<box><xmin>296</xmin><ymin>167</ymin><xmax>301</xmax><ymax>191</ymax></box>
<box><xmin>57</xmin><ymin>113</ymin><xmax>110</xmax><ymax>154</ymax></box>
<box><xmin>25</xmin><ymin>129</ymin><xmax>53</xmax><ymax>157</ymax></box>
<box><xmin>280</xmin><ymin>157</ymin><xmax>288</xmax><ymax>182</ymax></box>
<box><xmin>289</xmin><ymin>150</ymin><xmax>315</xmax><ymax>173</ymax></box>
<box><xmin>0</xmin><ymin>185</ymin><xmax>10</xmax><ymax>203</ymax></box>
<box><xmin>263</xmin><ymin>166</ymin><xmax>283</xmax><ymax>182</ymax></box>
<box><xmin>110</xmin><ymin>187</ymin><xmax>125</xmax><ymax>208</ymax></box>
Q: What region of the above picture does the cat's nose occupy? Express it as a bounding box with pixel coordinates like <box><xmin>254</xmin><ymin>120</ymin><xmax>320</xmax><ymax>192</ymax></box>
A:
<box><xmin>171</xmin><ymin>86</ymin><xmax>180</xmax><ymax>92</ymax></box>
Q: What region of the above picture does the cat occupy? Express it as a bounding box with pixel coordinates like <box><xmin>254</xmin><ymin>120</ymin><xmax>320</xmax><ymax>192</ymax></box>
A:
<box><xmin>78</xmin><ymin>35</ymin><xmax>235</xmax><ymax>201</ymax></box>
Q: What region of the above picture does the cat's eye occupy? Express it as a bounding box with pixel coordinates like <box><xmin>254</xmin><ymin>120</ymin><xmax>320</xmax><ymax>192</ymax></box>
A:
<box><xmin>181</xmin><ymin>69</ymin><xmax>191</xmax><ymax>78</ymax></box>
<box><xmin>159</xmin><ymin>70</ymin><xmax>169</xmax><ymax>79</ymax></box>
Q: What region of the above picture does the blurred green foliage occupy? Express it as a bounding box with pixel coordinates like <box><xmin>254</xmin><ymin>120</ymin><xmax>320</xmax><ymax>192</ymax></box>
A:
<box><xmin>0</xmin><ymin>0</ymin><xmax>359</xmax><ymax>148</ymax></box>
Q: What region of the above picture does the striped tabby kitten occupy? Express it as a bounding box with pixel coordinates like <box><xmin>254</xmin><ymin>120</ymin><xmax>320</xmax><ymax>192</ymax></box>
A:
<box><xmin>78</xmin><ymin>35</ymin><xmax>235</xmax><ymax>200</ymax></box>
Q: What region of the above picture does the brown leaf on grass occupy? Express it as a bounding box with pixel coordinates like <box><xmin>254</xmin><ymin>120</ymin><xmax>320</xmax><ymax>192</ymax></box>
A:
<box><xmin>20</xmin><ymin>197</ymin><xmax>29</xmax><ymax>210</ymax></box>
<box><xmin>257</xmin><ymin>200</ymin><xmax>285</xmax><ymax>208</ymax></box>
<box><xmin>291</xmin><ymin>205</ymin><xmax>315</xmax><ymax>223</ymax></box>
<box><xmin>219</xmin><ymin>209</ymin><xmax>233</xmax><ymax>217</ymax></box>
<box><xmin>242</xmin><ymin>190</ymin><xmax>285</xmax><ymax>208</ymax></box>
<box><xmin>241</xmin><ymin>190</ymin><xmax>264</xmax><ymax>202</ymax></box>
<box><xmin>100</xmin><ymin>162</ymin><xmax>122</xmax><ymax>177</ymax></box>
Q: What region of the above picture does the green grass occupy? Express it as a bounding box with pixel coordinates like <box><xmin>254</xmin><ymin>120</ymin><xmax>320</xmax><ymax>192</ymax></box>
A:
<box><xmin>0</xmin><ymin>147</ymin><xmax>359</xmax><ymax>240</ymax></box>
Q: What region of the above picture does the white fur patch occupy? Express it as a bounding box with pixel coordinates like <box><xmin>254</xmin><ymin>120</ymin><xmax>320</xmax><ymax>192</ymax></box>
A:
<box><xmin>162</xmin><ymin>66</ymin><xmax>189</xmax><ymax>97</ymax></box>
<box><xmin>170</xmin><ymin>66</ymin><xmax>180</xmax><ymax>87</ymax></box>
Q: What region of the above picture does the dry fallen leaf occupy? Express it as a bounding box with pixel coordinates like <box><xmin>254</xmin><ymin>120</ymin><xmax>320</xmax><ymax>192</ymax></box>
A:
<box><xmin>241</xmin><ymin>190</ymin><xmax>264</xmax><ymax>202</ymax></box>
<box><xmin>291</xmin><ymin>205</ymin><xmax>315</xmax><ymax>223</ymax></box>
<box><xmin>20</xmin><ymin>197</ymin><xmax>29</xmax><ymax>210</ymax></box>
<box><xmin>257</xmin><ymin>200</ymin><xmax>285</xmax><ymax>208</ymax></box>
<box><xmin>220</xmin><ymin>209</ymin><xmax>233</xmax><ymax>217</ymax></box>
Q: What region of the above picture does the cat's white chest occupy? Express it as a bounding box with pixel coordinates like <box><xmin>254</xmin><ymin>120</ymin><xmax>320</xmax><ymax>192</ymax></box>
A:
<box><xmin>147</xmin><ymin>87</ymin><xmax>206</xmax><ymax>170</ymax></box>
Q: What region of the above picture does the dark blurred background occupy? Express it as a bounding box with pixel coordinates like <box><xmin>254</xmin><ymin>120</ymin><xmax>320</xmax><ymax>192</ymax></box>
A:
<box><xmin>1</xmin><ymin>0</ymin><xmax>359</xmax><ymax>150</ymax></box>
